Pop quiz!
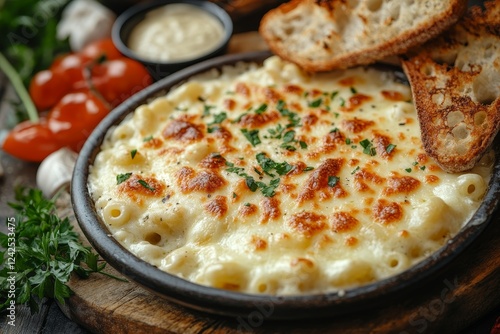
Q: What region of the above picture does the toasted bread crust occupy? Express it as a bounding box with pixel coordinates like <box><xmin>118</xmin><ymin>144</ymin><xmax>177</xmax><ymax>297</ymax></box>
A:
<box><xmin>259</xmin><ymin>0</ymin><xmax>468</xmax><ymax>72</ymax></box>
<box><xmin>401</xmin><ymin>1</ymin><xmax>500</xmax><ymax>173</ymax></box>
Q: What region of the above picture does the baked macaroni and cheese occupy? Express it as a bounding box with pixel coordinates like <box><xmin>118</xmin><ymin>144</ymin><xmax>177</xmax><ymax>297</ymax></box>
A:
<box><xmin>88</xmin><ymin>56</ymin><xmax>493</xmax><ymax>295</ymax></box>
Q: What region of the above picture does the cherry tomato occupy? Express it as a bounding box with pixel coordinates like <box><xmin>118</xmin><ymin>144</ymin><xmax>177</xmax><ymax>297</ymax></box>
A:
<box><xmin>91</xmin><ymin>58</ymin><xmax>153</xmax><ymax>107</ymax></box>
<box><xmin>2</xmin><ymin>118</ymin><xmax>63</xmax><ymax>162</ymax></box>
<box><xmin>80</xmin><ymin>38</ymin><xmax>122</xmax><ymax>61</ymax></box>
<box><xmin>29</xmin><ymin>69</ymin><xmax>71</xmax><ymax>110</ymax></box>
<box><xmin>47</xmin><ymin>91</ymin><xmax>110</xmax><ymax>152</ymax></box>
<box><xmin>49</xmin><ymin>53</ymin><xmax>86</xmax><ymax>85</ymax></box>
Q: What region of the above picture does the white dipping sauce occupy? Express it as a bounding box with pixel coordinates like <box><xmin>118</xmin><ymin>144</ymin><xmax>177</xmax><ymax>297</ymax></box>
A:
<box><xmin>127</xmin><ymin>3</ymin><xmax>225</xmax><ymax>62</ymax></box>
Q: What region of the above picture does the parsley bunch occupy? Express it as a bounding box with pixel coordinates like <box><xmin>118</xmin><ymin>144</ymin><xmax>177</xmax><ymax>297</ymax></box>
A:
<box><xmin>0</xmin><ymin>188</ymin><xmax>124</xmax><ymax>314</ymax></box>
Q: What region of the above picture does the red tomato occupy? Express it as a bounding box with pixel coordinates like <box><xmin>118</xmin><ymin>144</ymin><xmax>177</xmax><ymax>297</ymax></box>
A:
<box><xmin>29</xmin><ymin>69</ymin><xmax>71</xmax><ymax>110</ymax></box>
<box><xmin>2</xmin><ymin>119</ymin><xmax>63</xmax><ymax>162</ymax></box>
<box><xmin>80</xmin><ymin>38</ymin><xmax>122</xmax><ymax>61</ymax></box>
<box><xmin>47</xmin><ymin>91</ymin><xmax>110</xmax><ymax>152</ymax></box>
<box><xmin>49</xmin><ymin>53</ymin><xmax>86</xmax><ymax>85</ymax></box>
<box><xmin>91</xmin><ymin>58</ymin><xmax>153</xmax><ymax>107</ymax></box>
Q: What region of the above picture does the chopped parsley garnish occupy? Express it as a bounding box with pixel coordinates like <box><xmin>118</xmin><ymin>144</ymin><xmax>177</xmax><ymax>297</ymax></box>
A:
<box><xmin>405</xmin><ymin>168</ymin><xmax>412</xmax><ymax>173</ymax></box>
<box><xmin>207</xmin><ymin>112</ymin><xmax>227</xmax><ymax>132</ymax></box>
<box><xmin>330</xmin><ymin>91</ymin><xmax>339</xmax><ymax>100</ymax></box>
<box><xmin>308</xmin><ymin>98</ymin><xmax>322</xmax><ymax>108</ymax></box>
<box><xmin>138</xmin><ymin>179</ymin><xmax>155</xmax><ymax>191</ymax></box>
<box><xmin>245</xmin><ymin>177</ymin><xmax>258</xmax><ymax>192</ymax></box>
<box><xmin>241</xmin><ymin>129</ymin><xmax>261</xmax><ymax>146</ymax></box>
<box><xmin>328</xmin><ymin>176</ymin><xmax>340</xmax><ymax>187</ymax></box>
<box><xmin>351</xmin><ymin>166</ymin><xmax>360</xmax><ymax>175</ymax></box>
<box><xmin>130</xmin><ymin>149</ymin><xmax>137</xmax><ymax>159</ymax></box>
<box><xmin>233</xmin><ymin>112</ymin><xmax>248</xmax><ymax>123</ymax></box>
<box><xmin>254</xmin><ymin>103</ymin><xmax>268</xmax><ymax>114</ymax></box>
<box><xmin>282</xmin><ymin>130</ymin><xmax>295</xmax><ymax>143</ymax></box>
<box><xmin>385</xmin><ymin>144</ymin><xmax>397</xmax><ymax>154</ymax></box>
<box><xmin>350</xmin><ymin>87</ymin><xmax>358</xmax><ymax>94</ymax></box>
<box><xmin>244</xmin><ymin>202</ymin><xmax>251</xmax><ymax>207</ymax></box>
<box><xmin>225</xmin><ymin>161</ymin><xmax>246</xmax><ymax>175</ymax></box>
<box><xmin>232</xmin><ymin>192</ymin><xmax>237</xmax><ymax>198</ymax></box>
<box><xmin>345</xmin><ymin>138</ymin><xmax>352</xmax><ymax>145</ymax></box>
<box><xmin>277</xmin><ymin>100</ymin><xmax>301</xmax><ymax>128</ymax></box>
<box><xmin>303</xmin><ymin>166</ymin><xmax>314</xmax><ymax>172</ymax></box>
<box><xmin>261</xmin><ymin>178</ymin><xmax>280</xmax><ymax>197</ymax></box>
<box><xmin>330</xmin><ymin>128</ymin><xmax>339</xmax><ymax>133</ymax></box>
<box><xmin>420</xmin><ymin>166</ymin><xmax>426</xmax><ymax>171</ymax></box>
<box><xmin>116</xmin><ymin>173</ymin><xmax>132</xmax><ymax>184</ymax></box>
<box><xmin>360</xmin><ymin>139</ymin><xmax>376</xmax><ymax>156</ymax></box>
<box><xmin>226</xmin><ymin>155</ymin><xmax>287</xmax><ymax>197</ymax></box>
<box><xmin>267</xmin><ymin>123</ymin><xmax>285</xmax><ymax>139</ymax></box>
<box><xmin>143</xmin><ymin>135</ymin><xmax>153</xmax><ymax>142</ymax></box>
<box><xmin>256</xmin><ymin>153</ymin><xmax>293</xmax><ymax>177</ymax></box>
<box><xmin>412</xmin><ymin>161</ymin><xmax>419</xmax><ymax>166</ymax></box>
<box><xmin>208</xmin><ymin>112</ymin><xmax>227</xmax><ymax>125</ymax></box>
<box><xmin>339</xmin><ymin>97</ymin><xmax>346</xmax><ymax>107</ymax></box>
<box><xmin>203</xmin><ymin>104</ymin><xmax>215</xmax><ymax>117</ymax></box>
<box><xmin>279</xmin><ymin>130</ymin><xmax>306</xmax><ymax>151</ymax></box>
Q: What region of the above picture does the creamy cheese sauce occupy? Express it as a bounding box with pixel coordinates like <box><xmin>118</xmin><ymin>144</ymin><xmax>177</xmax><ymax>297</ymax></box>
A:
<box><xmin>88</xmin><ymin>56</ymin><xmax>493</xmax><ymax>295</ymax></box>
<box><xmin>127</xmin><ymin>3</ymin><xmax>225</xmax><ymax>62</ymax></box>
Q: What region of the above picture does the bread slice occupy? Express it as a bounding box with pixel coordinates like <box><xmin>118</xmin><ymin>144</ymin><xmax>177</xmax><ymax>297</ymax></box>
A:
<box><xmin>258</xmin><ymin>0</ymin><xmax>467</xmax><ymax>72</ymax></box>
<box><xmin>401</xmin><ymin>1</ymin><xmax>500</xmax><ymax>173</ymax></box>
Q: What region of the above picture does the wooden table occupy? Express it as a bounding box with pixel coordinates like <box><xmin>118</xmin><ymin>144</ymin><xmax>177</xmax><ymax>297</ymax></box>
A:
<box><xmin>1</xmin><ymin>0</ymin><xmax>499</xmax><ymax>332</ymax></box>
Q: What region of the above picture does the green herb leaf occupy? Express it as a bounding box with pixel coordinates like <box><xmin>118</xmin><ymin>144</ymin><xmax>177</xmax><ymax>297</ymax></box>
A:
<box><xmin>203</xmin><ymin>104</ymin><xmax>215</xmax><ymax>117</ymax></box>
<box><xmin>138</xmin><ymin>180</ymin><xmax>155</xmax><ymax>191</ymax></box>
<box><xmin>282</xmin><ymin>130</ymin><xmax>295</xmax><ymax>144</ymax></box>
<box><xmin>246</xmin><ymin>177</ymin><xmax>258</xmax><ymax>192</ymax></box>
<box><xmin>0</xmin><ymin>188</ymin><xmax>125</xmax><ymax>314</ymax></box>
<box><xmin>130</xmin><ymin>149</ymin><xmax>137</xmax><ymax>159</ymax></box>
<box><xmin>241</xmin><ymin>129</ymin><xmax>261</xmax><ymax>147</ymax></box>
<box><xmin>328</xmin><ymin>176</ymin><xmax>340</xmax><ymax>187</ymax></box>
<box><xmin>277</xmin><ymin>100</ymin><xmax>301</xmax><ymax>128</ymax></box>
<box><xmin>260</xmin><ymin>178</ymin><xmax>280</xmax><ymax>197</ymax></box>
<box><xmin>254</xmin><ymin>103</ymin><xmax>268</xmax><ymax>114</ymax></box>
<box><xmin>116</xmin><ymin>173</ymin><xmax>132</xmax><ymax>185</ymax></box>
<box><xmin>208</xmin><ymin>112</ymin><xmax>227</xmax><ymax>125</ymax></box>
<box><xmin>360</xmin><ymin>139</ymin><xmax>376</xmax><ymax>156</ymax></box>
<box><xmin>308</xmin><ymin>98</ymin><xmax>322</xmax><ymax>108</ymax></box>
<box><xmin>385</xmin><ymin>144</ymin><xmax>396</xmax><ymax>154</ymax></box>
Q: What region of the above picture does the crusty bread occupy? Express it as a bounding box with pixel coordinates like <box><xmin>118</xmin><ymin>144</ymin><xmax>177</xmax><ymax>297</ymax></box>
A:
<box><xmin>401</xmin><ymin>1</ymin><xmax>500</xmax><ymax>173</ymax></box>
<box><xmin>259</xmin><ymin>0</ymin><xmax>467</xmax><ymax>72</ymax></box>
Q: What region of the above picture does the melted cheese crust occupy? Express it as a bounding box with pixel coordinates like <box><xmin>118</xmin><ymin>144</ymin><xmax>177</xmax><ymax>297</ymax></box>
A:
<box><xmin>88</xmin><ymin>56</ymin><xmax>493</xmax><ymax>295</ymax></box>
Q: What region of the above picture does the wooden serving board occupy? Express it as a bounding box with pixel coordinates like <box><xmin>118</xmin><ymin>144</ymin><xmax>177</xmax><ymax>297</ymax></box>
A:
<box><xmin>59</xmin><ymin>190</ymin><xmax>500</xmax><ymax>334</ymax></box>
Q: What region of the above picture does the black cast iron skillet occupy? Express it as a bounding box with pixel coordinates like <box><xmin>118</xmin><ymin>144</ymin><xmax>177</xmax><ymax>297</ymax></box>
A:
<box><xmin>71</xmin><ymin>50</ymin><xmax>500</xmax><ymax>320</ymax></box>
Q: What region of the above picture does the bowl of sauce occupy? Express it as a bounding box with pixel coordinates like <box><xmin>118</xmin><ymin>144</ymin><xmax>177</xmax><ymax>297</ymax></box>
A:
<box><xmin>112</xmin><ymin>0</ymin><xmax>233</xmax><ymax>80</ymax></box>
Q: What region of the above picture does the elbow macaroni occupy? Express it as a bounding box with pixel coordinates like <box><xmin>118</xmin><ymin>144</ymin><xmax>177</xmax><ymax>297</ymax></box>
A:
<box><xmin>88</xmin><ymin>56</ymin><xmax>493</xmax><ymax>295</ymax></box>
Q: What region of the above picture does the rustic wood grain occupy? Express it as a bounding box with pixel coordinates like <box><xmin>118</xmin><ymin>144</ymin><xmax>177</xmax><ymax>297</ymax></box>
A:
<box><xmin>59</xmin><ymin>192</ymin><xmax>500</xmax><ymax>334</ymax></box>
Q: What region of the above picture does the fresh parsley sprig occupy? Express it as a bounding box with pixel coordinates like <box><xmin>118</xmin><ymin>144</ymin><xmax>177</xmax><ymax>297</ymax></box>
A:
<box><xmin>0</xmin><ymin>188</ymin><xmax>125</xmax><ymax>314</ymax></box>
